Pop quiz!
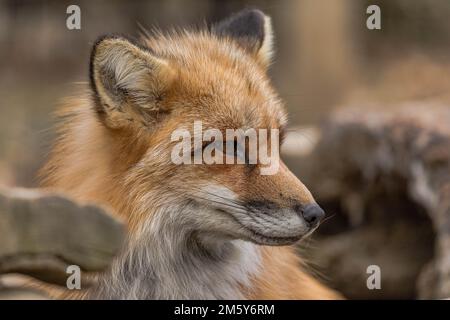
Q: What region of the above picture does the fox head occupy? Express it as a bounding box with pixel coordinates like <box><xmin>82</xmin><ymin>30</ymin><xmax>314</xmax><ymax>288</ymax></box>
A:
<box><xmin>87</xmin><ymin>9</ymin><xmax>325</xmax><ymax>245</ymax></box>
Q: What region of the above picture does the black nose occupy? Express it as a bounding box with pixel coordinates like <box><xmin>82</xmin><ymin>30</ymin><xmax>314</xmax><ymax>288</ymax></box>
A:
<box><xmin>298</xmin><ymin>203</ymin><xmax>325</xmax><ymax>226</ymax></box>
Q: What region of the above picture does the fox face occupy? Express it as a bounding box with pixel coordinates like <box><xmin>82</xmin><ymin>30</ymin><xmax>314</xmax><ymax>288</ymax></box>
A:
<box><xmin>89</xmin><ymin>9</ymin><xmax>325</xmax><ymax>246</ymax></box>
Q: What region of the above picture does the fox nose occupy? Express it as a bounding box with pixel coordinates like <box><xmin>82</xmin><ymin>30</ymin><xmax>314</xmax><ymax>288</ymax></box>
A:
<box><xmin>296</xmin><ymin>203</ymin><xmax>325</xmax><ymax>226</ymax></box>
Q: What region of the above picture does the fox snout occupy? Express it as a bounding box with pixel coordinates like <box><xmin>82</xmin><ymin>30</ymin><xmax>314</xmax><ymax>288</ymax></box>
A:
<box><xmin>245</xmin><ymin>200</ymin><xmax>325</xmax><ymax>228</ymax></box>
<box><xmin>294</xmin><ymin>203</ymin><xmax>326</xmax><ymax>227</ymax></box>
<box><xmin>214</xmin><ymin>161</ymin><xmax>326</xmax><ymax>245</ymax></box>
<box><xmin>246</xmin><ymin>201</ymin><xmax>325</xmax><ymax>229</ymax></box>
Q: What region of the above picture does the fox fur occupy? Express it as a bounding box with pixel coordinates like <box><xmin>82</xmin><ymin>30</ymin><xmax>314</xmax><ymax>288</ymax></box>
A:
<box><xmin>38</xmin><ymin>9</ymin><xmax>341</xmax><ymax>299</ymax></box>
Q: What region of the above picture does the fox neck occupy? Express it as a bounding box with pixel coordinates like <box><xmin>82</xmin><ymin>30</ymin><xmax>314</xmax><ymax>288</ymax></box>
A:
<box><xmin>43</xmin><ymin>106</ymin><xmax>261</xmax><ymax>299</ymax></box>
<box><xmin>92</xmin><ymin>203</ymin><xmax>261</xmax><ymax>299</ymax></box>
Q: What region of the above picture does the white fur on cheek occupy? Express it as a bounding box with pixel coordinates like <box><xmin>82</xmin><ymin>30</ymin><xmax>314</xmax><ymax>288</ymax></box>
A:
<box><xmin>196</xmin><ymin>184</ymin><xmax>239</xmax><ymax>209</ymax></box>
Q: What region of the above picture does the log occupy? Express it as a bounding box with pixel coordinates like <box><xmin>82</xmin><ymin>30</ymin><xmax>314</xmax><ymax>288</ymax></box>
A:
<box><xmin>0</xmin><ymin>187</ymin><xmax>125</xmax><ymax>287</ymax></box>
<box><xmin>284</xmin><ymin>102</ymin><xmax>450</xmax><ymax>298</ymax></box>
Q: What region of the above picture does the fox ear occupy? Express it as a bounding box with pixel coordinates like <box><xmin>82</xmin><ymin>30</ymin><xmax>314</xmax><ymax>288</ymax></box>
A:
<box><xmin>213</xmin><ymin>9</ymin><xmax>274</xmax><ymax>67</ymax></box>
<box><xmin>90</xmin><ymin>36</ymin><xmax>176</xmax><ymax>129</ymax></box>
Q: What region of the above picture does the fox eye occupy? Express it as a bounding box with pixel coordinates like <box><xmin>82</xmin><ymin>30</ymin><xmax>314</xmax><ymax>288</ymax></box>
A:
<box><xmin>223</xmin><ymin>140</ymin><xmax>243</xmax><ymax>160</ymax></box>
<box><xmin>198</xmin><ymin>139</ymin><xmax>223</xmax><ymax>157</ymax></box>
<box><xmin>198</xmin><ymin>139</ymin><xmax>255</xmax><ymax>167</ymax></box>
<box><xmin>201</xmin><ymin>140</ymin><xmax>211</xmax><ymax>150</ymax></box>
<box><xmin>190</xmin><ymin>140</ymin><xmax>211</xmax><ymax>158</ymax></box>
<box><xmin>225</xmin><ymin>140</ymin><xmax>255</xmax><ymax>166</ymax></box>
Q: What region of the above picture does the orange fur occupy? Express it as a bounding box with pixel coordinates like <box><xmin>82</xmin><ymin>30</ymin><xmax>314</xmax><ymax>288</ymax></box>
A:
<box><xmin>37</xmin><ymin>10</ymin><xmax>342</xmax><ymax>299</ymax></box>
<box><xmin>248</xmin><ymin>247</ymin><xmax>341</xmax><ymax>299</ymax></box>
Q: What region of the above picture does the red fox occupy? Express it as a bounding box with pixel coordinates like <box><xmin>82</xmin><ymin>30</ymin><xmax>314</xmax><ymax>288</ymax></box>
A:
<box><xmin>40</xmin><ymin>9</ymin><xmax>341</xmax><ymax>299</ymax></box>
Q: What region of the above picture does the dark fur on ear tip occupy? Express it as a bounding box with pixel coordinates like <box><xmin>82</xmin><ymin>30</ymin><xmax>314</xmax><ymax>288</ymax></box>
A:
<box><xmin>212</xmin><ymin>8</ymin><xmax>266</xmax><ymax>51</ymax></box>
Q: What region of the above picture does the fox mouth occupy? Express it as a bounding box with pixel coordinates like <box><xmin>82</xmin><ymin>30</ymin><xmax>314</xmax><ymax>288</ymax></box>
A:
<box><xmin>218</xmin><ymin>208</ymin><xmax>309</xmax><ymax>245</ymax></box>
<box><xmin>240</xmin><ymin>224</ymin><xmax>304</xmax><ymax>245</ymax></box>
<box><xmin>191</xmin><ymin>194</ymin><xmax>314</xmax><ymax>245</ymax></box>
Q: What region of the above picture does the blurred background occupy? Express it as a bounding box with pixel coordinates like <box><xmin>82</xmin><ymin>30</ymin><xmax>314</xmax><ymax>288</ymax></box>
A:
<box><xmin>0</xmin><ymin>0</ymin><xmax>449</xmax><ymax>299</ymax></box>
